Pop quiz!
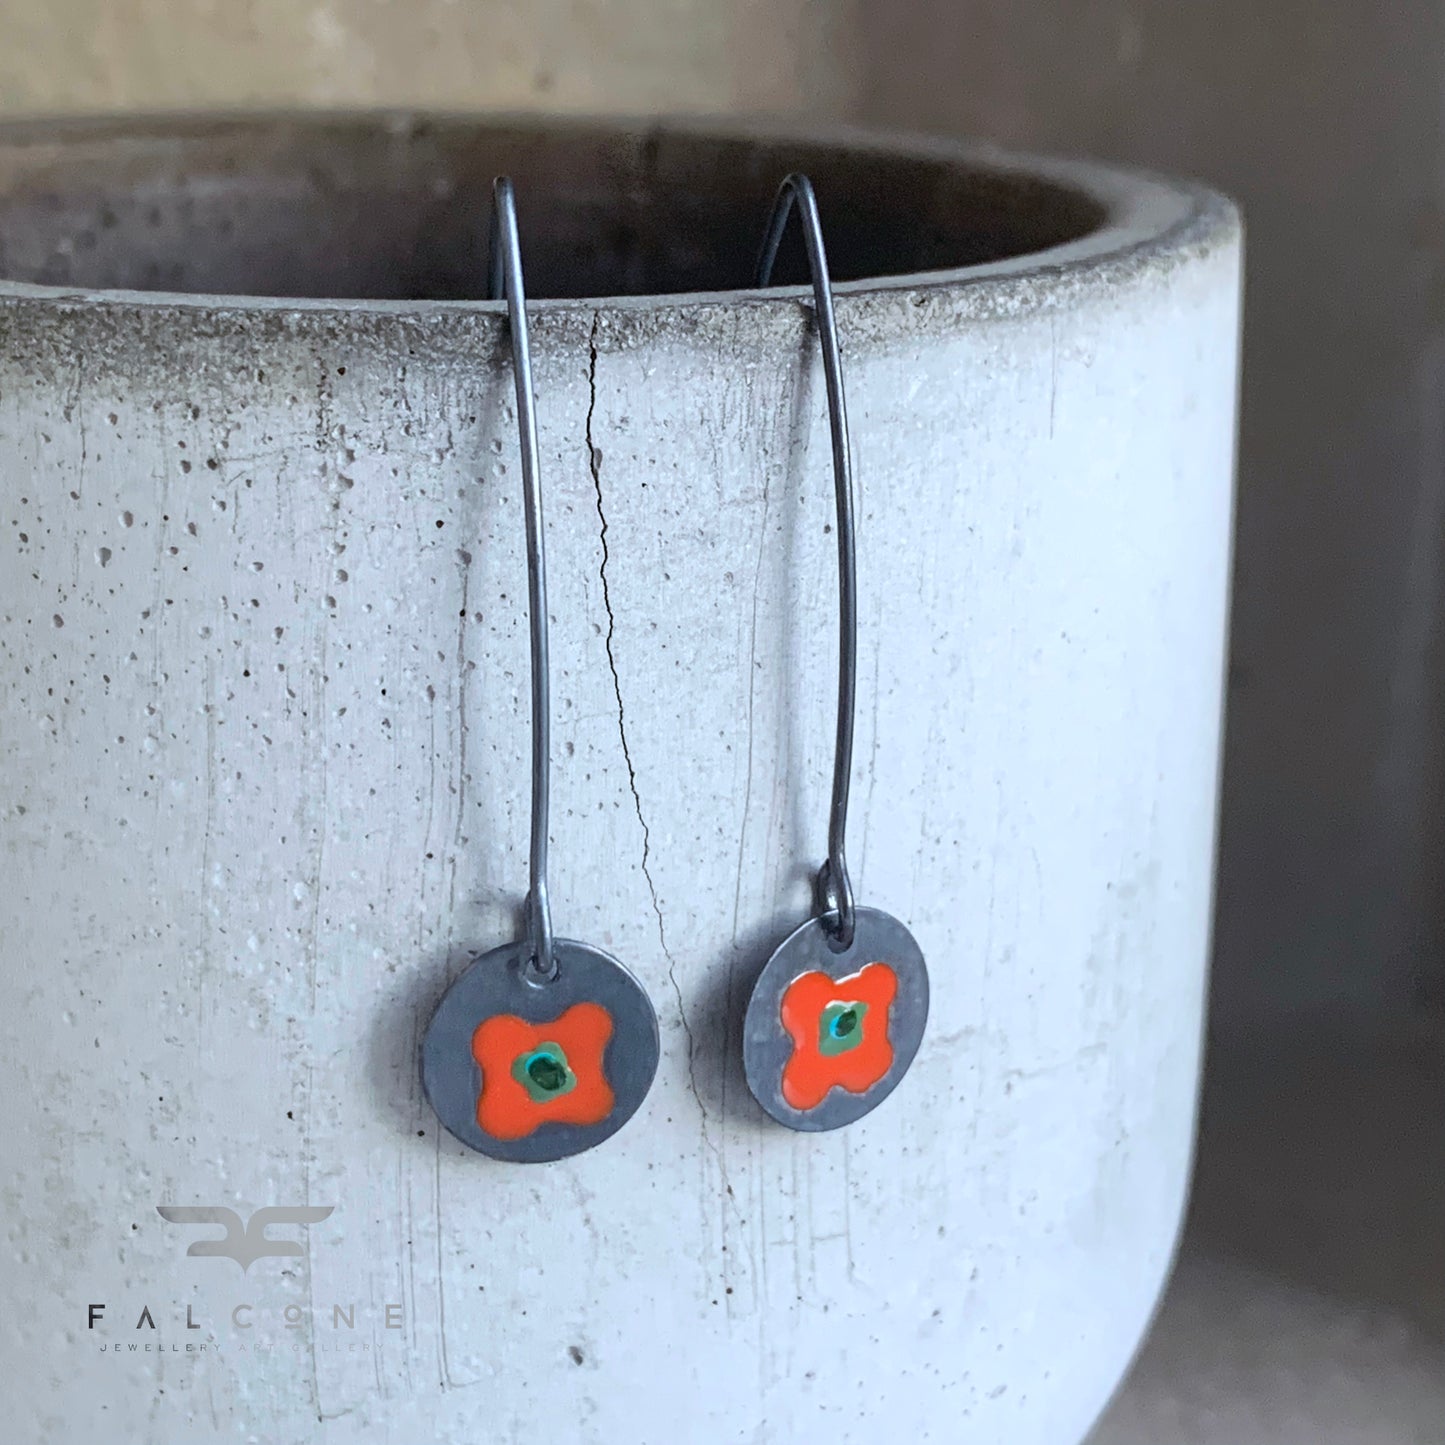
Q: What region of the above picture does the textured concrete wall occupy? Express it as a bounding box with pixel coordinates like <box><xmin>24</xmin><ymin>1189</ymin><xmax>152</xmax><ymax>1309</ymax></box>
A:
<box><xmin>0</xmin><ymin>0</ymin><xmax>861</xmax><ymax>118</ymax></box>
<box><xmin>8</xmin><ymin>0</ymin><xmax>1431</xmax><ymax>1042</ymax></box>
<box><xmin>0</xmin><ymin>128</ymin><xmax>1238</xmax><ymax>1443</ymax></box>
<box><xmin>855</xmin><ymin>1</ymin><xmax>1445</xmax><ymax>1032</ymax></box>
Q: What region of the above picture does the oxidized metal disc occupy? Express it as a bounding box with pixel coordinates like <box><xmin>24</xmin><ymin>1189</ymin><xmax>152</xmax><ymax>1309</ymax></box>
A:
<box><xmin>422</xmin><ymin>938</ymin><xmax>659</xmax><ymax>1163</ymax></box>
<box><xmin>743</xmin><ymin>906</ymin><xmax>928</xmax><ymax>1132</ymax></box>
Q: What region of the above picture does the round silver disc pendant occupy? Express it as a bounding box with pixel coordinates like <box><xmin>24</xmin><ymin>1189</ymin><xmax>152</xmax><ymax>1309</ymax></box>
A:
<box><xmin>743</xmin><ymin>906</ymin><xmax>928</xmax><ymax>1132</ymax></box>
<box><xmin>422</xmin><ymin>938</ymin><xmax>659</xmax><ymax>1163</ymax></box>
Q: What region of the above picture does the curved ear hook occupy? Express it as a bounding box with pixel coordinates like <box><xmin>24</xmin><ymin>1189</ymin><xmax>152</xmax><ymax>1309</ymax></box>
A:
<box><xmin>487</xmin><ymin>176</ymin><xmax>556</xmax><ymax>983</ymax></box>
<box><xmin>755</xmin><ymin>174</ymin><xmax>858</xmax><ymax>952</ymax></box>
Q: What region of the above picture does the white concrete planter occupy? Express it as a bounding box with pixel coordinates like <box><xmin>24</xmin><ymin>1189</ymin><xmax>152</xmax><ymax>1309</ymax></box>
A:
<box><xmin>0</xmin><ymin>116</ymin><xmax>1239</xmax><ymax>1444</ymax></box>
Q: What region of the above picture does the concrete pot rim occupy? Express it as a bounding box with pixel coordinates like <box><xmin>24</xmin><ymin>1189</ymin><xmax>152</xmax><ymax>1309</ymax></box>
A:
<box><xmin>0</xmin><ymin>110</ymin><xmax>1239</xmax><ymax>338</ymax></box>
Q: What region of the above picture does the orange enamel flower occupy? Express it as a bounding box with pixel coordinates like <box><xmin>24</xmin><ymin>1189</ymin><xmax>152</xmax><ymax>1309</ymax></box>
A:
<box><xmin>471</xmin><ymin>1002</ymin><xmax>615</xmax><ymax>1141</ymax></box>
<box><xmin>779</xmin><ymin>962</ymin><xmax>898</xmax><ymax>1111</ymax></box>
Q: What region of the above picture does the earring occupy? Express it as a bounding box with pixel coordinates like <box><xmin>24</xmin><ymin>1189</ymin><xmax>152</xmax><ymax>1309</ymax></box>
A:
<box><xmin>742</xmin><ymin>175</ymin><xmax>930</xmax><ymax>1132</ymax></box>
<box><xmin>422</xmin><ymin>178</ymin><xmax>660</xmax><ymax>1163</ymax></box>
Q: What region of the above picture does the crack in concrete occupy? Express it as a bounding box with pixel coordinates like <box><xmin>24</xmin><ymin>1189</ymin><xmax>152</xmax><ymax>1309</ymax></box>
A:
<box><xmin>586</xmin><ymin>313</ymin><xmax>724</xmax><ymax>1164</ymax></box>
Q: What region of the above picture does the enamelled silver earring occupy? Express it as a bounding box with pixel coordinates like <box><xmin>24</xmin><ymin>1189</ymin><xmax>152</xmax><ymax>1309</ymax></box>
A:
<box><xmin>422</xmin><ymin>178</ymin><xmax>660</xmax><ymax>1163</ymax></box>
<box><xmin>742</xmin><ymin>175</ymin><xmax>930</xmax><ymax>1132</ymax></box>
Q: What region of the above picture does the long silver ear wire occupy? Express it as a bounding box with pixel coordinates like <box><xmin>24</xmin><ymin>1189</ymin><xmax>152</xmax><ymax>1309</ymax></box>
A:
<box><xmin>488</xmin><ymin>176</ymin><xmax>555</xmax><ymax>985</ymax></box>
<box><xmin>755</xmin><ymin>174</ymin><xmax>858</xmax><ymax>952</ymax></box>
<box><xmin>742</xmin><ymin>174</ymin><xmax>930</xmax><ymax>1133</ymax></box>
<box><xmin>420</xmin><ymin>177</ymin><xmax>660</xmax><ymax>1164</ymax></box>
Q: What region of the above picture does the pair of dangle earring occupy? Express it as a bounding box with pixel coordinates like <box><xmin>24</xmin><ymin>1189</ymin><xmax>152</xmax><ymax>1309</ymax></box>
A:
<box><xmin>422</xmin><ymin>175</ymin><xmax>928</xmax><ymax>1163</ymax></box>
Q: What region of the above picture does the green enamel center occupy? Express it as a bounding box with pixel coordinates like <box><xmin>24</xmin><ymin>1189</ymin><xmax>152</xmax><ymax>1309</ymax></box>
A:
<box><xmin>528</xmin><ymin>1054</ymin><xmax>567</xmax><ymax>1091</ymax></box>
<box><xmin>513</xmin><ymin>1043</ymin><xmax>577</xmax><ymax>1102</ymax></box>
<box><xmin>819</xmin><ymin>1000</ymin><xmax>868</xmax><ymax>1056</ymax></box>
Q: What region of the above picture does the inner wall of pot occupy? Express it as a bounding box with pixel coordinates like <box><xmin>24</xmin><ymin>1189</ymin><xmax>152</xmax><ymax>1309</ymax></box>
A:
<box><xmin>0</xmin><ymin>116</ymin><xmax>1108</xmax><ymax>300</ymax></box>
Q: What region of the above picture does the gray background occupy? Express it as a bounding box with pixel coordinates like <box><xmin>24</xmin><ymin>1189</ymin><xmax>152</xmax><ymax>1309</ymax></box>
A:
<box><xmin>850</xmin><ymin>8</ymin><xmax>1445</xmax><ymax>1436</ymax></box>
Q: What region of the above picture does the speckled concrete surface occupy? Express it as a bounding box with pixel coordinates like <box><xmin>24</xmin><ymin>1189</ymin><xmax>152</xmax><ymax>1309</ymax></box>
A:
<box><xmin>1091</xmin><ymin>1021</ymin><xmax>1445</xmax><ymax>1445</ymax></box>
<box><xmin>1090</xmin><ymin>1249</ymin><xmax>1445</xmax><ymax>1445</ymax></box>
<box><xmin>0</xmin><ymin>117</ymin><xmax>1239</xmax><ymax>1443</ymax></box>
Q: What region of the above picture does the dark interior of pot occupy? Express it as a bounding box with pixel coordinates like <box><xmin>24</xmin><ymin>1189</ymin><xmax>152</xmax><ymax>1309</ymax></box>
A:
<box><xmin>0</xmin><ymin>115</ymin><xmax>1109</xmax><ymax>300</ymax></box>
